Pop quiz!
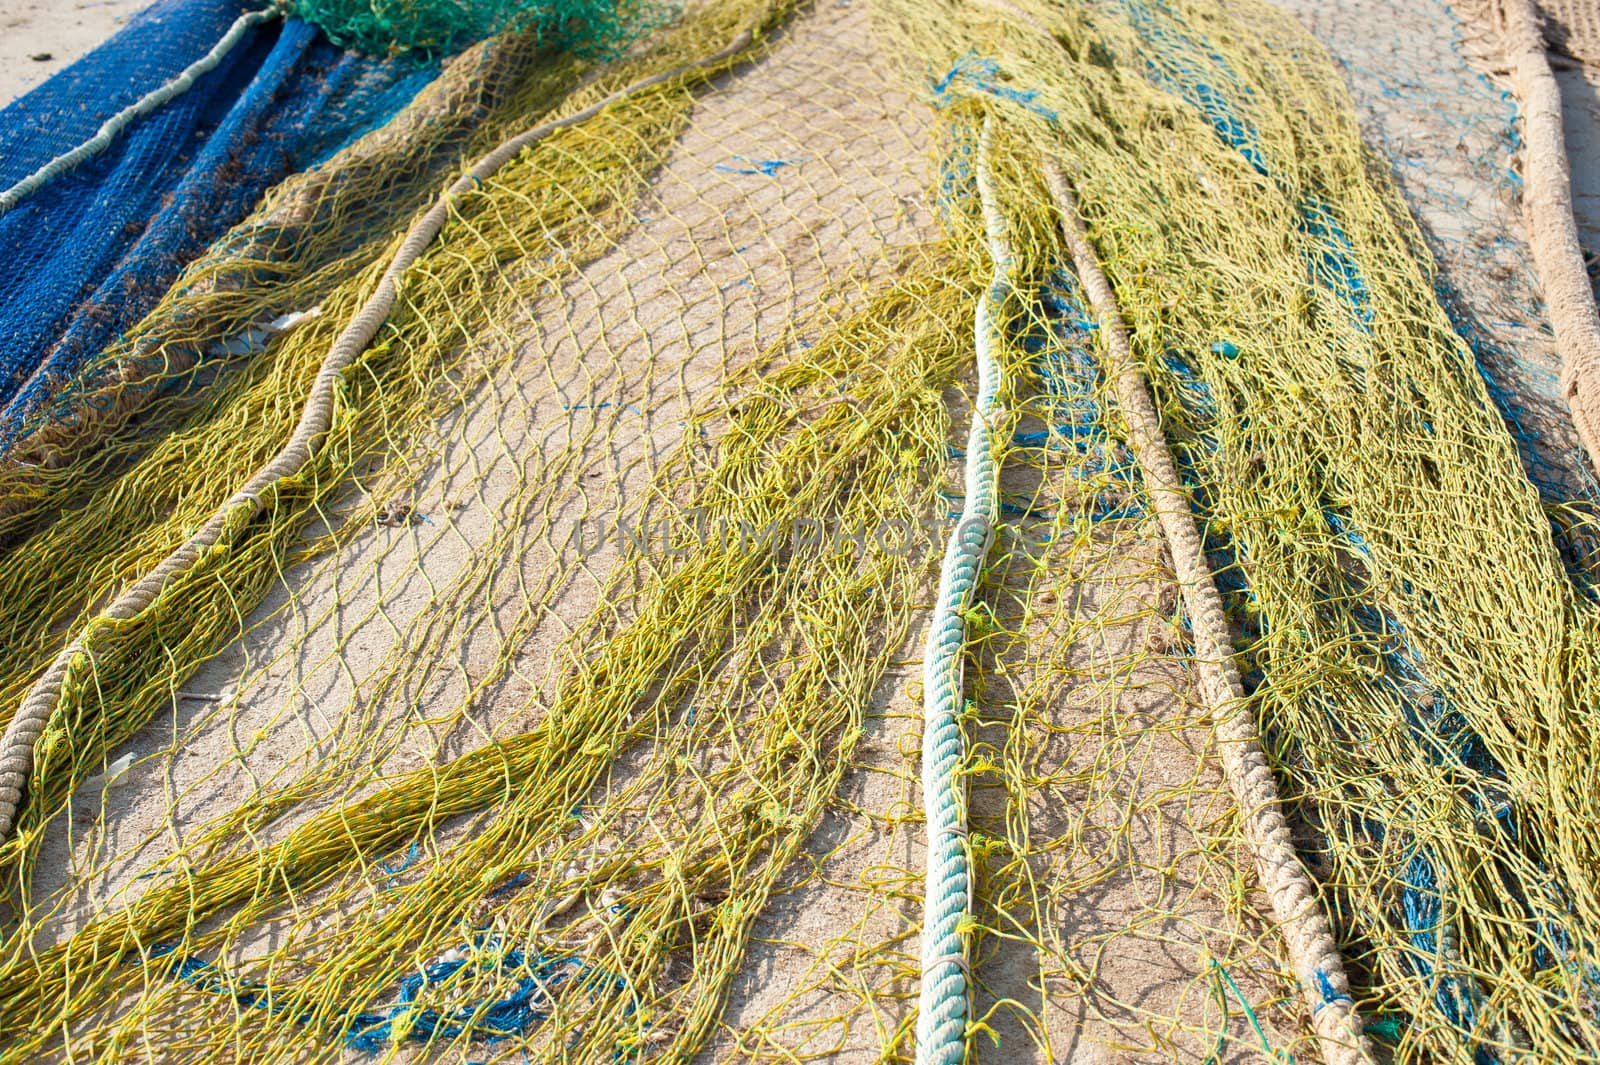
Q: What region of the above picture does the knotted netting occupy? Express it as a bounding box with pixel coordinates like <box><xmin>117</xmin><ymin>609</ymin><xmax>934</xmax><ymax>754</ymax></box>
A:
<box><xmin>0</xmin><ymin>0</ymin><xmax>441</xmax><ymax>452</ymax></box>
<box><xmin>289</xmin><ymin>0</ymin><xmax>668</xmax><ymax>54</ymax></box>
<box><xmin>1</xmin><ymin>0</ymin><xmax>1599</xmax><ymax>1062</ymax></box>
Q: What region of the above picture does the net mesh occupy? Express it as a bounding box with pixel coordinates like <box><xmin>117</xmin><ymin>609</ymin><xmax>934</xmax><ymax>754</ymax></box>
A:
<box><xmin>0</xmin><ymin>0</ymin><xmax>437</xmax><ymax>452</ymax></box>
<box><xmin>288</xmin><ymin>0</ymin><xmax>672</xmax><ymax>55</ymax></box>
<box><xmin>1</xmin><ymin>0</ymin><xmax>1599</xmax><ymax>1062</ymax></box>
<box><xmin>1287</xmin><ymin>0</ymin><xmax>1600</xmax><ymax>579</ymax></box>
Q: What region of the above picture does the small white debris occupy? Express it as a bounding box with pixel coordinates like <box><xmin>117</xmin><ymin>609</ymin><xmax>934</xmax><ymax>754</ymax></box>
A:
<box><xmin>99</xmin><ymin>752</ymin><xmax>135</xmax><ymax>786</ymax></box>
<box><xmin>265</xmin><ymin>305</ymin><xmax>321</xmax><ymax>333</ymax></box>
<box><xmin>177</xmin><ymin>685</ymin><xmax>236</xmax><ymax>704</ymax></box>
<box><xmin>205</xmin><ymin>305</ymin><xmax>322</xmax><ymax>358</ymax></box>
<box><xmin>207</xmin><ymin>327</ymin><xmax>269</xmax><ymax>357</ymax></box>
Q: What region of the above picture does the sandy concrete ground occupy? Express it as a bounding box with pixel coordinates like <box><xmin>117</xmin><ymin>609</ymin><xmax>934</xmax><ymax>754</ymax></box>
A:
<box><xmin>0</xmin><ymin>0</ymin><xmax>149</xmax><ymax>107</ymax></box>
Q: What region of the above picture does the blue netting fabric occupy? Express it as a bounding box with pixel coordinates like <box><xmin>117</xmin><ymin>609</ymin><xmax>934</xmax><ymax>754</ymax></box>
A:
<box><xmin>0</xmin><ymin>0</ymin><xmax>436</xmax><ymax>451</ymax></box>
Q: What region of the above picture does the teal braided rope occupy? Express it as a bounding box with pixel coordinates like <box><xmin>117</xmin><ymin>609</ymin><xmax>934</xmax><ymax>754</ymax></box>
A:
<box><xmin>914</xmin><ymin>117</ymin><xmax>1010</xmax><ymax>1065</ymax></box>
<box><xmin>0</xmin><ymin>5</ymin><xmax>283</xmax><ymax>220</ymax></box>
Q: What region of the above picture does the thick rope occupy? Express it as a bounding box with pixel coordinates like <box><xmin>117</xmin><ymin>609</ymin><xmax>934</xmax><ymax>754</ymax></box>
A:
<box><xmin>0</xmin><ymin>5</ymin><xmax>283</xmax><ymax>221</ymax></box>
<box><xmin>1041</xmin><ymin>157</ymin><xmax>1375</xmax><ymax>1065</ymax></box>
<box><xmin>0</xmin><ymin>27</ymin><xmax>759</xmax><ymax>849</ymax></box>
<box><xmin>914</xmin><ymin>117</ymin><xmax>1009</xmax><ymax>1065</ymax></box>
<box><xmin>1493</xmin><ymin>0</ymin><xmax>1600</xmax><ymax>479</ymax></box>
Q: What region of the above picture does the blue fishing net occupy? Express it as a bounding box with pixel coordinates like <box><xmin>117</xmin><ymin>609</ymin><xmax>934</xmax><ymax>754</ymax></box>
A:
<box><xmin>0</xmin><ymin>0</ymin><xmax>436</xmax><ymax>451</ymax></box>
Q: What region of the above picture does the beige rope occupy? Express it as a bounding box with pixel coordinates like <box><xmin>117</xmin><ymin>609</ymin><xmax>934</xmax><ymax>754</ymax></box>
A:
<box><xmin>1042</xmin><ymin>157</ymin><xmax>1375</xmax><ymax>1065</ymax></box>
<box><xmin>0</xmin><ymin>28</ymin><xmax>758</xmax><ymax>849</ymax></box>
<box><xmin>1492</xmin><ymin>0</ymin><xmax>1600</xmax><ymax>479</ymax></box>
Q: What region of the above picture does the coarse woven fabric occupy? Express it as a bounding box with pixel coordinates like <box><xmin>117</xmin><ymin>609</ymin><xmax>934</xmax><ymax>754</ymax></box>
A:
<box><xmin>1540</xmin><ymin>0</ymin><xmax>1600</xmax><ymax>64</ymax></box>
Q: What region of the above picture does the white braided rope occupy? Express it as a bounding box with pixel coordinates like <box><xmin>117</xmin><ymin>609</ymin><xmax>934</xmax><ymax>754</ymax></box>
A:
<box><xmin>0</xmin><ymin>27</ymin><xmax>761</xmax><ymax>851</ymax></box>
<box><xmin>1041</xmin><ymin>156</ymin><xmax>1374</xmax><ymax>1065</ymax></box>
<box><xmin>0</xmin><ymin>5</ymin><xmax>283</xmax><ymax>221</ymax></box>
<box><xmin>914</xmin><ymin>117</ymin><xmax>1011</xmax><ymax>1065</ymax></box>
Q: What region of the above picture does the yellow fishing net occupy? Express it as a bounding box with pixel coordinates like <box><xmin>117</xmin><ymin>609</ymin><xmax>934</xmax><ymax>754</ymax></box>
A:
<box><xmin>0</xmin><ymin>0</ymin><xmax>1598</xmax><ymax>1062</ymax></box>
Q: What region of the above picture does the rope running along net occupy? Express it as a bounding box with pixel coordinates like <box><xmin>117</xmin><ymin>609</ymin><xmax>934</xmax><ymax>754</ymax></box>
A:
<box><xmin>0</xmin><ymin>0</ymin><xmax>1599</xmax><ymax>1062</ymax></box>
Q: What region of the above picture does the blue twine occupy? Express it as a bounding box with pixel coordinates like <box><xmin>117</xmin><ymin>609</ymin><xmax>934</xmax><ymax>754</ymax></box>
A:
<box><xmin>146</xmin><ymin>932</ymin><xmax>624</xmax><ymax>1053</ymax></box>
<box><xmin>712</xmin><ymin>155</ymin><xmax>801</xmax><ymax>176</ymax></box>
<box><xmin>929</xmin><ymin>51</ymin><xmax>1058</xmax><ymax>121</ymax></box>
